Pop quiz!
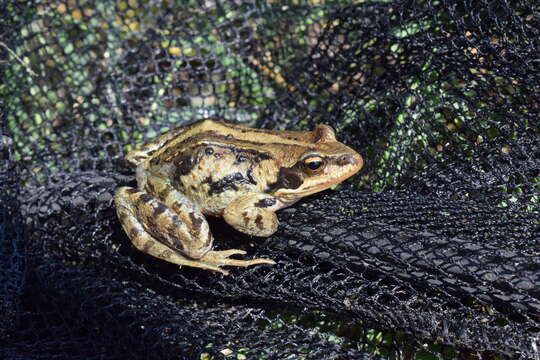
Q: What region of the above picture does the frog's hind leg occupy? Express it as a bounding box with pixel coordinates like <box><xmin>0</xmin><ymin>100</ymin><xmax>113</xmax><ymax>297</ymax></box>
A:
<box><xmin>115</xmin><ymin>187</ymin><xmax>229</xmax><ymax>274</ymax></box>
<box><xmin>115</xmin><ymin>186</ymin><xmax>275</xmax><ymax>275</ymax></box>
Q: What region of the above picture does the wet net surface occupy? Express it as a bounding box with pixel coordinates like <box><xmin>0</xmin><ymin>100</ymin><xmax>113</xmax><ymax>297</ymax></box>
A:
<box><xmin>1</xmin><ymin>1</ymin><xmax>539</xmax><ymax>359</ymax></box>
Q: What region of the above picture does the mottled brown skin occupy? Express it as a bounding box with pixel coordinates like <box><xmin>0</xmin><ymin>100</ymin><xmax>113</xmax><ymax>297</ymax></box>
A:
<box><xmin>115</xmin><ymin>119</ymin><xmax>363</xmax><ymax>275</ymax></box>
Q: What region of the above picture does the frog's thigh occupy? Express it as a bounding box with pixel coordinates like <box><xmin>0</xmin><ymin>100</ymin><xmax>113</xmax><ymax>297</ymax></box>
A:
<box><xmin>114</xmin><ymin>186</ymin><xmax>213</xmax><ymax>261</ymax></box>
<box><xmin>223</xmin><ymin>194</ymin><xmax>279</xmax><ymax>237</ymax></box>
<box><xmin>117</xmin><ymin>210</ymin><xmax>226</xmax><ymax>273</ymax></box>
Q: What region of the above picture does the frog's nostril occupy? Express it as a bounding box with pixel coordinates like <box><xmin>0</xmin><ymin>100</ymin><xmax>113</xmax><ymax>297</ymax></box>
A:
<box><xmin>338</xmin><ymin>154</ymin><xmax>356</xmax><ymax>166</ymax></box>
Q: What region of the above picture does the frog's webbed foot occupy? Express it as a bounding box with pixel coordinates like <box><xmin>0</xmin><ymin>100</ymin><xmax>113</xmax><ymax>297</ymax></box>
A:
<box><xmin>199</xmin><ymin>249</ymin><xmax>276</xmax><ymax>275</ymax></box>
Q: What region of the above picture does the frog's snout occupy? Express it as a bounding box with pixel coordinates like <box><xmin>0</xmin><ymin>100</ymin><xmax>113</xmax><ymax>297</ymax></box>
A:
<box><xmin>337</xmin><ymin>154</ymin><xmax>358</xmax><ymax>166</ymax></box>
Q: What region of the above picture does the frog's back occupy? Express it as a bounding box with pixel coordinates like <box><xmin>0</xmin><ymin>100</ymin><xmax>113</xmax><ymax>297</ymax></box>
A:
<box><xmin>125</xmin><ymin>119</ymin><xmax>319</xmax><ymax>169</ymax></box>
<box><xmin>126</xmin><ymin>120</ymin><xmax>284</xmax><ymax>213</ymax></box>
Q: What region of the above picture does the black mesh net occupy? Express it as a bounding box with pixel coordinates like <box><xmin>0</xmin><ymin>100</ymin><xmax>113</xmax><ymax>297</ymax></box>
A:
<box><xmin>2</xmin><ymin>0</ymin><xmax>539</xmax><ymax>359</ymax></box>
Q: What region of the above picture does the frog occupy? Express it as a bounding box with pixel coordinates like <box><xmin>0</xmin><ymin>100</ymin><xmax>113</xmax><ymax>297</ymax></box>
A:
<box><xmin>114</xmin><ymin>119</ymin><xmax>363</xmax><ymax>275</ymax></box>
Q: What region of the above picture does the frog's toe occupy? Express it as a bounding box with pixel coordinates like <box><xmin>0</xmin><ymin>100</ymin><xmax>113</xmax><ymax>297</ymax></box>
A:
<box><xmin>201</xmin><ymin>249</ymin><xmax>276</xmax><ymax>269</ymax></box>
<box><xmin>216</xmin><ymin>257</ymin><xmax>276</xmax><ymax>267</ymax></box>
<box><xmin>208</xmin><ymin>249</ymin><xmax>247</xmax><ymax>258</ymax></box>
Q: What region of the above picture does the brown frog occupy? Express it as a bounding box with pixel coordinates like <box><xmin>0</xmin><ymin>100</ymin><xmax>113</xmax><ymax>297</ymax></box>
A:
<box><xmin>115</xmin><ymin>119</ymin><xmax>363</xmax><ymax>274</ymax></box>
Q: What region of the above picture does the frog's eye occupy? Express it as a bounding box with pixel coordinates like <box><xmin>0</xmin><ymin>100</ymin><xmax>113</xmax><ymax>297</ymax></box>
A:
<box><xmin>303</xmin><ymin>155</ymin><xmax>326</xmax><ymax>173</ymax></box>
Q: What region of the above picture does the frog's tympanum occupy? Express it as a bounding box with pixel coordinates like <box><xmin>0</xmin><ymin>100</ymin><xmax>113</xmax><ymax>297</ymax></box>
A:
<box><xmin>115</xmin><ymin>120</ymin><xmax>363</xmax><ymax>274</ymax></box>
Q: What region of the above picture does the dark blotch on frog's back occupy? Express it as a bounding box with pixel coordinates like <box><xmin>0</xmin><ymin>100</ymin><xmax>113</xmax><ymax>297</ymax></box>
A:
<box><xmin>139</xmin><ymin>193</ymin><xmax>154</xmax><ymax>203</ymax></box>
<box><xmin>203</xmin><ymin>172</ymin><xmax>258</xmax><ymax>196</ymax></box>
<box><xmin>153</xmin><ymin>202</ymin><xmax>168</xmax><ymax>217</ymax></box>
<box><xmin>208</xmin><ymin>142</ymin><xmax>273</xmax><ymax>163</ymax></box>
<box><xmin>174</xmin><ymin>151</ymin><xmax>196</xmax><ymax>176</ymax></box>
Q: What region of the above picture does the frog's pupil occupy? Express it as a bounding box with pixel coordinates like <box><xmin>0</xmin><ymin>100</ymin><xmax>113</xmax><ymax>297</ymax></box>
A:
<box><xmin>306</xmin><ymin>160</ymin><xmax>322</xmax><ymax>170</ymax></box>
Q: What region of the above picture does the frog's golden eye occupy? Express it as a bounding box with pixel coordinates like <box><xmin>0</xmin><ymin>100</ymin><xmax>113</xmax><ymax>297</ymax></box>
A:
<box><xmin>303</xmin><ymin>155</ymin><xmax>326</xmax><ymax>173</ymax></box>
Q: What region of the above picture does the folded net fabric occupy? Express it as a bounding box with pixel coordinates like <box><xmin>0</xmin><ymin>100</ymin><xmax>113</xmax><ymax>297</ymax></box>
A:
<box><xmin>1</xmin><ymin>1</ymin><xmax>539</xmax><ymax>358</ymax></box>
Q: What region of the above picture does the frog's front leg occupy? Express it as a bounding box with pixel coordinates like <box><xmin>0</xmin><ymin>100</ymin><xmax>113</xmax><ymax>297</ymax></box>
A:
<box><xmin>223</xmin><ymin>194</ymin><xmax>282</xmax><ymax>237</ymax></box>
<box><xmin>115</xmin><ymin>187</ymin><xmax>274</xmax><ymax>275</ymax></box>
